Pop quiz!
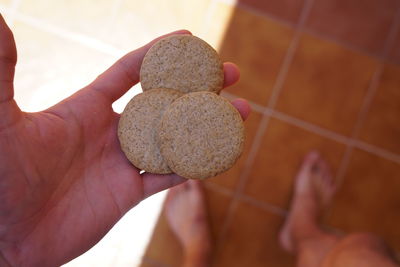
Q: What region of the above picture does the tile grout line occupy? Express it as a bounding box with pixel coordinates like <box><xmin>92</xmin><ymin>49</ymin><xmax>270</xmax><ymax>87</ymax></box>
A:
<box><xmin>333</xmin><ymin>3</ymin><xmax>400</xmax><ymax>191</ymax></box>
<box><xmin>216</xmin><ymin>0</ymin><xmax>316</xmax><ymax>248</ymax></box>
<box><xmin>270</xmin><ymin>109</ymin><xmax>350</xmax><ymax>144</ymax></box>
<box><xmin>333</xmin><ymin>66</ymin><xmax>384</xmax><ymax>190</ymax></box>
<box><xmin>302</xmin><ymin>27</ymin><xmax>387</xmax><ymax>62</ymax></box>
<box><xmin>227</xmin><ymin>89</ymin><xmax>400</xmax><ymax>166</ymax></box>
<box><xmin>204</xmin><ymin>182</ymin><xmax>235</xmax><ymax>198</ymax></box>
<box><xmin>238</xmin><ymin>194</ymin><xmax>287</xmax><ymax>216</ymax></box>
<box><xmin>234</xmin><ymin>0</ymin><xmax>316</xmax><ymax>199</ymax></box>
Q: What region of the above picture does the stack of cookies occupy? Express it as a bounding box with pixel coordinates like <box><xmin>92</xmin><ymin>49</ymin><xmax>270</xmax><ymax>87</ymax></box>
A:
<box><xmin>118</xmin><ymin>35</ymin><xmax>245</xmax><ymax>179</ymax></box>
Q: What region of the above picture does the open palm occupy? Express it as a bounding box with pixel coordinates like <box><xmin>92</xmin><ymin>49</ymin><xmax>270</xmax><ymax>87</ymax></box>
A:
<box><xmin>0</xmin><ymin>15</ymin><xmax>249</xmax><ymax>267</ymax></box>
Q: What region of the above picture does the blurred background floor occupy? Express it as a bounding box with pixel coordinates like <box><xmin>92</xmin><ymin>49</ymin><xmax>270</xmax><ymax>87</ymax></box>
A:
<box><xmin>1</xmin><ymin>0</ymin><xmax>399</xmax><ymax>266</ymax></box>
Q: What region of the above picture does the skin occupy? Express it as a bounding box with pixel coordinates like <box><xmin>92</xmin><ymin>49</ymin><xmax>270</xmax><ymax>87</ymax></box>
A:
<box><xmin>0</xmin><ymin>14</ymin><xmax>250</xmax><ymax>267</ymax></box>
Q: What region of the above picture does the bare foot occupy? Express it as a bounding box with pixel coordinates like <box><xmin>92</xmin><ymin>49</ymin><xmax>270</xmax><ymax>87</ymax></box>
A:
<box><xmin>165</xmin><ymin>180</ymin><xmax>212</xmax><ymax>265</ymax></box>
<box><xmin>279</xmin><ymin>151</ymin><xmax>336</xmax><ymax>253</ymax></box>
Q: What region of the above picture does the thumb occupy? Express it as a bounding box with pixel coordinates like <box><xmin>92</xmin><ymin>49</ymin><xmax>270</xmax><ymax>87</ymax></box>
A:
<box><xmin>0</xmin><ymin>14</ymin><xmax>21</xmax><ymax>130</ymax></box>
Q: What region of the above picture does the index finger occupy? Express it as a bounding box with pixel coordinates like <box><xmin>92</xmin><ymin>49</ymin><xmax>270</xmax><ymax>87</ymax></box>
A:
<box><xmin>87</xmin><ymin>30</ymin><xmax>192</xmax><ymax>103</ymax></box>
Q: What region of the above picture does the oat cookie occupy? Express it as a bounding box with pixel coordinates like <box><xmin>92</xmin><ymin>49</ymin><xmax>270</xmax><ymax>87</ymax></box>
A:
<box><xmin>140</xmin><ymin>35</ymin><xmax>224</xmax><ymax>94</ymax></box>
<box><xmin>118</xmin><ymin>88</ymin><xmax>183</xmax><ymax>174</ymax></box>
<box><xmin>158</xmin><ymin>91</ymin><xmax>244</xmax><ymax>179</ymax></box>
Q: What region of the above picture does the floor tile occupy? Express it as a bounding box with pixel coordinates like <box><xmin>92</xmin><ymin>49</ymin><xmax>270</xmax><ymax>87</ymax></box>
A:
<box><xmin>19</xmin><ymin>0</ymin><xmax>117</xmax><ymax>41</ymax></box>
<box><xmin>213</xmin><ymin>200</ymin><xmax>294</xmax><ymax>267</ymax></box>
<box><xmin>143</xmin><ymin>211</ymin><xmax>182</xmax><ymax>267</ymax></box>
<box><xmin>325</xmin><ymin>149</ymin><xmax>400</xmax><ymax>251</ymax></box>
<box><xmin>0</xmin><ymin>0</ymin><xmax>11</xmax><ymax>6</ymax></box>
<box><xmin>306</xmin><ymin>0</ymin><xmax>399</xmax><ymax>55</ymax></box>
<box><xmin>218</xmin><ymin>4</ymin><xmax>294</xmax><ymax>106</ymax></box>
<box><xmin>140</xmin><ymin>257</ymin><xmax>165</xmax><ymax>267</ymax></box>
<box><xmin>275</xmin><ymin>33</ymin><xmax>377</xmax><ymax>136</ymax></box>
<box><xmin>11</xmin><ymin>21</ymin><xmax>115</xmax><ymax>112</ymax></box>
<box><xmin>200</xmin><ymin>1</ymin><xmax>236</xmax><ymax>50</ymax></box>
<box><xmin>390</xmin><ymin>29</ymin><xmax>400</xmax><ymax>63</ymax></box>
<box><xmin>206</xmin><ymin>111</ymin><xmax>263</xmax><ymax>190</ymax></box>
<box><xmin>244</xmin><ymin>118</ymin><xmax>346</xmax><ymax>209</ymax></box>
<box><xmin>238</xmin><ymin>0</ymin><xmax>305</xmax><ymax>24</ymax></box>
<box><xmin>203</xmin><ymin>186</ymin><xmax>234</xmax><ymax>242</ymax></box>
<box><xmin>143</xmin><ymin>187</ymin><xmax>232</xmax><ymax>267</ymax></box>
<box><xmin>358</xmin><ymin>64</ymin><xmax>400</xmax><ymax>155</ymax></box>
<box><xmin>108</xmin><ymin>0</ymin><xmax>212</xmax><ymax>51</ymax></box>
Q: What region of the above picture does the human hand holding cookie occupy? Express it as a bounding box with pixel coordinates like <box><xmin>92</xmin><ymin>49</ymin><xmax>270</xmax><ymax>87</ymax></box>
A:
<box><xmin>0</xmin><ymin>15</ymin><xmax>250</xmax><ymax>267</ymax></box>
<box><xmin>119</xmin><ymin>34</ymin><xmax>250</xmax><ymax>179</ymax></box>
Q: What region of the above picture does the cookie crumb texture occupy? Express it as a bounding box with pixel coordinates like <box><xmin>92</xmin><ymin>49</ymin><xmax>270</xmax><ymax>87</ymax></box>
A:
<box><xmin>140</xmin><ymin>35</ymin><xmax>224</xmax><ymax>94</ymax></box>
<box><xmin>118</xmin><ymin>88</ymin><xmax>183</xmax><ymax>174</ymax></box>
<box><xmin>159</xmin><ymin>92</ymin><xmax>245</xmax><ymax>179</ymax></box>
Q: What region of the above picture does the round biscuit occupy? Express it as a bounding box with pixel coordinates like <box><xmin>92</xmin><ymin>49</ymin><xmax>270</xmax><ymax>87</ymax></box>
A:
<box><xmin>158</xmin><ymin>91</ymin><xmax>244</xmax><ymax>179</ymax></box>
<box><xmin>140</xmin><ymin>35</ymin><xmax>224</xmax><ymax>94</ymax></box>
<box><xmin>118</xmin><ymin>88</ymin><xmax>184</xmax><ymax>174</ymax></box>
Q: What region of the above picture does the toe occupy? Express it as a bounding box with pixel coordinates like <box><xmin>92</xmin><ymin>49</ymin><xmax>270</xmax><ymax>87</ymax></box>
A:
<box><xmin>302</xmin><ymin>151</ymin><xmax>321</xmax><ymax>173</ymax></box>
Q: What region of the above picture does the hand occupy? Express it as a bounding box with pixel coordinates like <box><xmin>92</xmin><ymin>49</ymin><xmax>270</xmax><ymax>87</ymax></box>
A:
<box><xmin>0</xmin><ymin>14</ymin><xmax>250</xmax><ymax>267</ymax></box>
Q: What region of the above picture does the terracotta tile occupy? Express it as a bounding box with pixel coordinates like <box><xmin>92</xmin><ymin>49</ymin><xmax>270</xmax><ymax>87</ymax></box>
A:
<box><xmin>275</xmin><ymin>34</ymin><xmax>377</xmax><ymax>136</ymax></box>
<box><xmin>202</xmin><ymin>2</ymin><xmax>236</xmax><ymax>49</ymax></box>
<box><xmin>206</xmin><ymin>111</ymin><xmax>263</xmax><ymax>190</ymax></box>
<box><xmin>144</xmin><ymin>187</ymin><xmax>232</xmax><ymax>266</ymax></box>
<box><xmin>213</xmin><ymin>200</ymin><xmax>294</xmax><ymax>267</ymax></box>
<box><xmin>244</xmin><ymin>118</ymin><xmax>346</xmax><ymax>209</ymax></box>
<box><xmin>238</xmin><ymin>0</ymin><xmax>305</xmax><ymax>24</ymax></box>
<box><xmin>108</xmin><ymin>0</ymin><xmax>212</xmax><ymax>51</ymax></box>
<box><xmin>203</xmin><ymin>186</ymin><xmax>233</xmax><ymax>242</ymax></box>
<box><xmin>218</xmin><ymin>5</ymin><xmax>294</xmax><ymax>106</ymax></box>
<box><xmin>325</xmin><ymin>149</ymin><xmax>400</xmax><ymax>251</ymax></box>
<box><xmin>390</xmin><ymin>29</ymin><xmax>400</xmax><ymax>63</ymax></box>
<box><xmin>306</xmin><ymin>0</ymin><xmax>399</xmax><ymax>55</ymax></box>
<box><xmin>143</xmin><ymin>212</ymin><xmax>182</xmax><ymax>267</ymax></box>
<box><xmin>358</xmin><ymin>64</ymin><xmax>400</xmax><ymax>154</ymax></box>
<box><xmin>19</xmin><ymin>0</ymin><xmax>117</xmax><ymax>40</ymax></box>
<box><xmin>11</xmin><ymin>21</ymin><xmax>115</xmax><ymax>112</ymax></box>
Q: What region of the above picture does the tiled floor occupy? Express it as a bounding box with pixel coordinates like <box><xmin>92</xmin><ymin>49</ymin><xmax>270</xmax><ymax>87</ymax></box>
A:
<box><xmin>2</xmin><ymin>0</ymin><xmax>400</xmax><ymax>266</ymax></box>
<box><xmin>142</xmin><ymin>0</ymin><xmax>400</xmax><ymax>267</ymax></box>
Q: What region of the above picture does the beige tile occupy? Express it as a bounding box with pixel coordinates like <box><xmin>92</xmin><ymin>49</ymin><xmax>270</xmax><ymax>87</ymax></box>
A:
<box><xmin>358</xmin><ymin>64</ymin><xmax>400</xmax><ymax>155</ymax></box>
<box><xmin>0</xmin><ymin>0</ymin><xmax>11</xmax><ymax>6</ymax></box>
<box><xmin>326</xmin><ymin>149</ymin><xmax>400</xmax><ymax>252</ymax></box>
<box><xmin>275</xmin><ymin>33</ymin><xmax>378</xmax><ymax>136</ymax></box>
<box><xmin>213</xmin><ymin>200</ymin><xmax>294</xmax><ymax>267</ymax></box>
<box><xmin>202</xmin><ymin>1</ymin><xmax>236</xmax><ymax>49</ymax></box>
<box><xmin>217</xmin><ymin>4</ymin><xmax>294</xmax><ymax>106</ymax></box>
<box><xmin>244</xmin><ymin>118</ymin><xmax>346</xmax><ymax>209</ymax></box>
<box><xmin>19</xmin><ymin>0</ymin><xmax>116</xmax><ymax>40</ymax></box>
<box><xmin>11</xmin><ymin>21</ymin><xmax>115</xmax><ymax>112</ymax></box>
<box><xmin>107</xmin><ymin>0</ymin><xmax>212</xmax><ymax>51</ymax></box>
